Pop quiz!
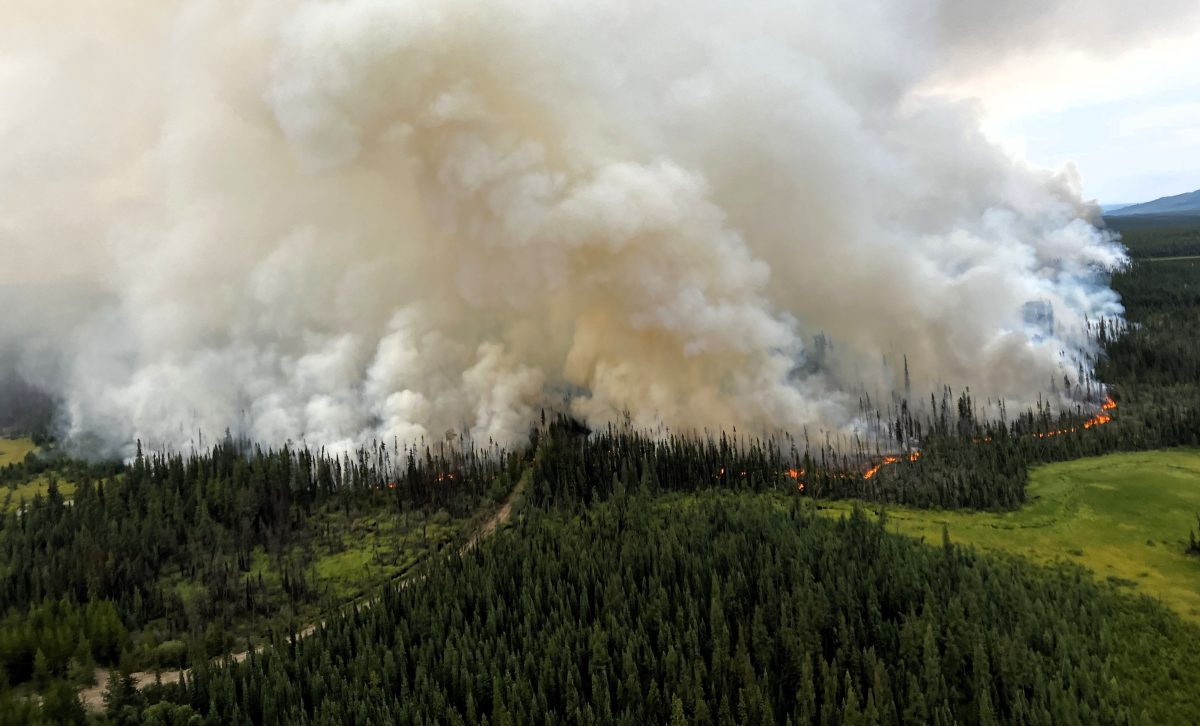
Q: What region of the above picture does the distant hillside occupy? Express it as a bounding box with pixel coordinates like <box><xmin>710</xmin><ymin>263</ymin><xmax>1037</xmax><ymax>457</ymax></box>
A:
<box><xmin>1107</xmin><ymin>188</ymin><xmax>1200</xmax><ymax>217</ymax></box>
<box><xmin>1104</xmin><ymin>214</ymin><xmax>1200</xmax><ymax>232</ymax></box>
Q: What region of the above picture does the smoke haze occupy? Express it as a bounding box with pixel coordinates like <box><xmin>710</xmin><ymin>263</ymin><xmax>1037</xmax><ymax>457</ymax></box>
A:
<box><xmin>3</xmin><ymin>0</ymin><xmax>1171</xmax><ymax>457</ymax></box>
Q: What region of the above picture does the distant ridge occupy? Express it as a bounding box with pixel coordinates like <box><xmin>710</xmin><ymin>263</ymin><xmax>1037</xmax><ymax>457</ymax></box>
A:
<box><xmin>1107</xmin><ymin>188</ymin><xmax>1200</xmax><ymax>217</ymax></box>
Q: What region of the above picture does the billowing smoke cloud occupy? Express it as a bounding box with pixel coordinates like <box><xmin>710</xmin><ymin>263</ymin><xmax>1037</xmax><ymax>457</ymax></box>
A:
<box><xmin>2</xmin><ymin>0</ymin><xmax>1165</xmax><ymax>457</ymax></box>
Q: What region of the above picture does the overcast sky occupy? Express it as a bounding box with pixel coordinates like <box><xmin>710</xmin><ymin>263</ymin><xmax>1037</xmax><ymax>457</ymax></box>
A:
<box><xmin>938</xmin><ymin>27</ymin><xmax>1200</xmax><ymax>205</ymax></box>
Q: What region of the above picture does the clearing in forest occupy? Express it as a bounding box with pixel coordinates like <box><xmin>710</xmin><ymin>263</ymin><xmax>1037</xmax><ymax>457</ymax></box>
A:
<box><xmin>0</xmin><ymin>437</ymin><xmax>35</xmax><ymax>466</ymax></box>
<box><xmin>0</xmin><ymin>437</ymin><xmax>79</xmax><ymax>513</ymax></box>
<box><xmin>820</xmin><ymin>449</ymin><xmax>1200</xmax><ymax>621</ymax></box>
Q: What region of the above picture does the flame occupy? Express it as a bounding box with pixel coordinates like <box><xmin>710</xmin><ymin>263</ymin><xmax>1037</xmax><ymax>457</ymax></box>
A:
<box><xmin>864</xmin><ymin>396</ymin><xmax>1115</xmax><ymax>478</ymax></box>
<box><xmin>1036</xmin><ymin>396</ymin><xmax>1116</xmax><ymax>438</ymax></box>
<box><xmin>863</xmin><ymin>451</ymin><xmax>920</xmax><ymax>480</ymax></box>
<box><xmin>1082</xmin><ymin>395</ymin><xmax>1117</xmax><ymax>429</ymax></box>
<box><xmin>788</xmin><ymin>397</ymin><xmax>1114</xmax><ymax>493</ymax></box>
<box><xmin>387</xmin><ymin>481</ymin><xmax>397</xmax><ymax>489</ymax></box>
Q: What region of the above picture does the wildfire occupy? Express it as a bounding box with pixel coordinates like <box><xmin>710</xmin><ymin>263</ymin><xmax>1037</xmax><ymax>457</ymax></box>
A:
<box><xmin>1084</xmin><ymin>396</ymin><xmax>1118</xmax><ymax>428</ymax></box>
<box><xmin>864</xmin><ymin>396</ymin><xmax>1116</xmax><ymax>476</ymax></box>
<box><xmin>863</xmin><ymin>451</ymin><xmax>921</xmax><ymax>480</ymax></box>
<box><xmin>1036</xmin><ymin>396</ymin><xmax>1116</xmax><ymax>438</ymax></box>
<box><xmin>780</xmin><ymin>397</ymin><xmax>1114</xmax><ymax>494</ymax></box>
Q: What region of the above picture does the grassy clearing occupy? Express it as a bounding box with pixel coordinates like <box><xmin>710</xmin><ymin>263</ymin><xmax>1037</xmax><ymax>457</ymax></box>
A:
<box><xmin>308</xmin><ymin>508</ymin><xmax>463</xmax><ymax>603</ymax></box>
<box><xmin>2</xmin><ymin>474</ymin><xmax>77</xmax><ymax>514</ymax></box>
<box><xmin>0</xmin><ymin>437</ymin><xmax>36</xmax><ymax>466</ymax></box>
<box><xmin>0</xmin><ymin>437</ymin><xmax>80</xmax><ymax>513</ymax></box>
<box><xmin>148</xmin><ymin>502</ymin><xmax>486</xmax><ymax>657</ymax></box>
<box><xmin>818</xmin><ymin>449</ymin><xmax>1200</xmax><ymax>621</ymax></box>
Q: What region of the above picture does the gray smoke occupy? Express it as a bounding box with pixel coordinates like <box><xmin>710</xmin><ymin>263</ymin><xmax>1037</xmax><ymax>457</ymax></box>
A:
<box><xmin>3</xmin><ymin>0</ymin><xmax>1175</xmax><ymax>458</ymax></box>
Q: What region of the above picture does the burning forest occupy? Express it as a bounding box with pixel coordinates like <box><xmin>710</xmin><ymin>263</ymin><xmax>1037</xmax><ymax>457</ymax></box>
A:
<box><xmin>0</xmin><ymin>0</ymin><xmax>1133</xmax><ymax>460</ymax></box>
<box><xmin>5</xmin><ymin>3</ymin><xmax>1200</xmax><ymax>723</ymax></box>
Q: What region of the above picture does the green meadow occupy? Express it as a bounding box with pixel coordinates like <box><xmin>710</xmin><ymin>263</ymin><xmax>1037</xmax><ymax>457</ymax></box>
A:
<box><xmin>0</xmin><ymin>437</ymin><xmax>35</xmax><ymax>466</ymax></box>
<box><xmin>820</xmin><ymin>449</ymin><xmax>1200</xmax><ymax>621</ymax></box>
<box><xmin>1</xmin><ymin>476</ymin><xmax>78</xmax><ymax>514</ymax></box>
<box><xmin>1</xmin><ymin>437</ymin><xmax>79</xmax><ymax>513</ymax></box>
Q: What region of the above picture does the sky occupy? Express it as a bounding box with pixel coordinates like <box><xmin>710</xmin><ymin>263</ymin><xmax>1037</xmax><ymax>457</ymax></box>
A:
<box><xmin>935</xmin><ymin>28</ymin><xmax>1200</xmax><ymax>205</ymax></box>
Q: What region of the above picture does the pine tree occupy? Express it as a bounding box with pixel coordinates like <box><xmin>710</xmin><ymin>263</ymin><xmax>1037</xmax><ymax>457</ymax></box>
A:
<box><xmin>40</xmin><ymin>680</ymin><xmax>87</xmax><ymax>726</ymax></box>
<box><xmin>32</xmin><ymin>648</ymin><xmax>50</xmax><ymax>689</ymax></box>
<box><xmin>103</xmin><ymin>666</ymin><xmax>144</xmax><ymax>723</ymax></box>
<box><xmin>671</xmin><ymin>695</ymin><xmax>687</xmax><ymax>726</ymax></box>
<box><xmin>69</xmin><ymin>636</ymin><xmax>97</xmax><ymax>686</ymax></box>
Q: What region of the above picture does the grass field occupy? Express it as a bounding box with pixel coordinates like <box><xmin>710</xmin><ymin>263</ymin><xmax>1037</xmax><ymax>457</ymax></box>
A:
<box><xmin>2</xmin><ymin>475</ymin><xmax>78</xmax><ymax>514</ymax></box>
<box><xmin>307</xmin><ymin>508</ymin><xmax>463</xmax><ymax>603</ymax></box>
<box><xmin>819</xmin><ymin>449</ymin><xmax>1200</xmax><ymax>621</ymax></box>
<box><xmin>0</xmin><ymin>437</ymin><xmax>80</xmax><ymax>513</ymax></box>
<box><xmin>0</xmin><ymin>437</ymin><xmax>36</xmax><ymax>466</ymax></box>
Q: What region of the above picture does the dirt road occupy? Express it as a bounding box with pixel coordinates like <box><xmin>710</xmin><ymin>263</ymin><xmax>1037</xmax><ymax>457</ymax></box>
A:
<box><xmin>80</xmin><ymin>478</ymin><xmax>524</xmax><ymax>711</ymax></box>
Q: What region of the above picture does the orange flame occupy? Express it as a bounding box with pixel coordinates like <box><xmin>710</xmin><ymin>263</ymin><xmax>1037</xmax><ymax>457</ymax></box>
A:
<box><xmin>873</xmin><ymin>397</ymin><xmax>1115</xmax><ymax>475</ymax></box>
<box><xmin>793</xmin><ymin>397</ymin><xmax>1113</xmax><ymax>491</ymax></box>
<box><xmin>1036</xmin><ymin>396</ymin><xmax>1116</xmax><ymax>438</ymax></box>
<box><xmin>863</xmin><ymin>451</ymin><xmax>920</xmax><ymax>480</ymax></box>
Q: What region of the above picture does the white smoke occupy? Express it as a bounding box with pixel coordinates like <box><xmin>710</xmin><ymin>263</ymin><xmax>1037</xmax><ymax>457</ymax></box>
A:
<box><xmin>2</xmin><ymin>0</ymin><xmax>1174</xmax><ymax>457</ymax></box>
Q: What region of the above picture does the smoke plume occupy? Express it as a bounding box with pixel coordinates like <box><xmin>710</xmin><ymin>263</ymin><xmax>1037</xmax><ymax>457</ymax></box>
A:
<box><xmin>3</xmin><ymin>0</ymin><xmax>1173</xmax><ymax>457</ymax></box>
